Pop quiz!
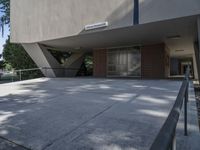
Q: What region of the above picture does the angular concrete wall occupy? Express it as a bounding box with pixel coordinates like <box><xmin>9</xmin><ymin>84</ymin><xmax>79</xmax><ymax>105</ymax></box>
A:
<box><xmin>63</xmin><ymin>52</ymin><xmax>85</xmax><ymax>77</ymax></box>
<box><xmin>139</xmin><ymin>0</ymin><xmax>200</xmax><ymax>24</ymax></box>
<box><xmin>22</xmin><ymin>43</ymin><xmax>63</xmax><ymax>77</ymax></box>
<box><xmin>11</xmin><ymin>0</ymin><xmax>133</xmax><ymax>43</ymax></box>
<box><xmin>11</xmin><ymin>0</ymin><xmax>200</xmax><ymax>43</ymax></box>
<box><xmin>23</xmin><ymin>43</ymin><xmax>85</xmax><ymax>77</ymax></box>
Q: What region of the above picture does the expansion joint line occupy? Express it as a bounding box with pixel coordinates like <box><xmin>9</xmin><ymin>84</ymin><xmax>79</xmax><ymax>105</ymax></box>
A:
<box><xmin>42</xmin><ymin>101</ymin><xmax>119</xmax><ymax>150</ymax></box>
<box><xmin>0</xmin><ymin>136</ymin><xmax>31</xmax><ymax>150</ymax></box>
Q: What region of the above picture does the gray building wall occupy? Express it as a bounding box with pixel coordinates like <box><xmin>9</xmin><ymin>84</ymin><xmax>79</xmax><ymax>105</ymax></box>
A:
<box><xmin>11</xmin><ymin>0</ymin><xmax>133</xmax><ymax>43</ymax></box>
<box><xmin>11</xmin><ymin>0</ymin><xmax>200</xmax><ymax>43</ymax></box>
<box><xmin>139</xmin><ymin>0</ymin><xmax>200</xmax><ymax>24</ymax></box>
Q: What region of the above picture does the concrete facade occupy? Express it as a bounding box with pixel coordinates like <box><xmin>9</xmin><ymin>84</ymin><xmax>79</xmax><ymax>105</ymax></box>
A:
<box><xmin>11</xmin><ymin>0</ymin><xmax>134</xmax><ymax>43</ymax></box>
<box><xmin>22</xmin><ymin>43</ymin><xmax>58</xmax><ymax>77</ymax></box>
<box><xmin>11</xmin><ymin>0</ymin><xmax>200</xmax><ymax>43</ymax></box>
<box><xmin>139</xmin><ymin>0</ymin><xmax>200</xmax><ymax>24</ymax></box>
<box><xmin>10</xmin><ymin>0</ymin><xmax>200</xmax><ymax>79</ymax></box>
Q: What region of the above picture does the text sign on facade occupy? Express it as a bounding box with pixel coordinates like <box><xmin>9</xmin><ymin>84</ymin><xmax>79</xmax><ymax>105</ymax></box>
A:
<box><xmin>85</xmin><ymin>22</ymin><xmax>108</xmax><ymax>30</ymax></box>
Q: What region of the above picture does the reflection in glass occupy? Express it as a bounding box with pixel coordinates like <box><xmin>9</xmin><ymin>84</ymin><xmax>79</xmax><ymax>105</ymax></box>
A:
<box><xmin>107</xmin><ymin>47</ymin><xmax>141</xmax><ymax>77</ymax></box>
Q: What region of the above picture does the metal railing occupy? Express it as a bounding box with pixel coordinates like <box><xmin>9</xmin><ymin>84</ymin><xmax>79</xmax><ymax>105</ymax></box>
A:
<box><xmin>0</xmin><ymin>68</ymin><xmax>43</xmax><ymax>83</ymax></box>
<box><xmin>11</xmin><ymin>67</ymin><xmax>80</xmax><ymax>81</ymax></box>
<box><xmin>0</xmin><ymin>65</ymin><xmax>89</xmax><ymax>83</ymax></box>
<box><xmin>14</xmin><ymin>68</ymin><xmax>43</xmax><ymax>81</ymax></box>
<box><xmin>150</xmin><ymin>67</ymin><xmax>190</xmax><ymax>150</ymax></box>
<box><xmin>41</xmin><ymin>67</ymin><xmax>80</xmax><ymax>77</ymax></box>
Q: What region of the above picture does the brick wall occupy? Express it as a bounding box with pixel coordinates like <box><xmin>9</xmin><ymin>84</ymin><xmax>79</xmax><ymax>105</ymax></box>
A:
<box><xmin>93</xmin><ymin>45</ymin><xmax>167</xmax><ymax>78</ymax></box>
<box><xmin>93</xmin><ymin>49</ymin><xmax>107</xmax><ymax>77</ymax></box>
<box><xmin>141</xmin><ymin>44</ymin><xmax>166</xmax><ymax>78</ymax></box>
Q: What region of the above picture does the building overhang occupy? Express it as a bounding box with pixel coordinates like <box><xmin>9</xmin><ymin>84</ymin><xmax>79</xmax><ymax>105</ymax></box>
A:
<box><xmin>40</xmin><ymin>15</ymin><xmax>198</xmax><ymax>52</ymax></box>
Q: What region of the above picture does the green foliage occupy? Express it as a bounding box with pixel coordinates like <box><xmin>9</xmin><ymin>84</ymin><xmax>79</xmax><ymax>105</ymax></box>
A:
<box><xmin>3</xmin><ymin>36</ymin><xmax>37</xmax><ymax>70</ymax></box>
<box><xmin>0</xmin><ymin>0</ymin><xmax>10</xmax><ymax>36</ymax></box>
<box><xmin>3</xmin><ymin>36</ymin><xmax>43</xmax><ymax>79</ymax></box>
<box><xmin>0</xmin><ymin>0</ymin><xmax>43</xmax><ymax>80</ymax></box>
<box><xmin>0</xmin><ymin>0</ymin><xmax>10</xmax><ymax>24</ymax></box>
<box><xmin>48</xmin><ymin>49</ymin><xmax>71</xmax><ymax>64</ymax></box>
<box><xmin>4</xmin><ymin>62</ymin><xmax>11</xmax><ymax>70</ymax></box>
<box><xmin>0</xmin><ymin>60</ymin><xmax>4</xmax><ymax>69</ymax></box>
<box><xmin>85</xmin><ymin>55</ymin><xmax>93</xmax><ymax>73</ymax></box>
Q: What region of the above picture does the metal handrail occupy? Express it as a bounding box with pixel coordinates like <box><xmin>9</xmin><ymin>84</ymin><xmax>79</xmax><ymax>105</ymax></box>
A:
<box><xmin>150</xmin><ymin>67</ymin><xmax>190</xmax><ymax>150</ymax></box>
<box><xmin>14</xmin><ymin>67</ymin><xmax>80</xmax><ymax>72</ymax></box>
<box><xmin>12</xmin><ymin>68</ymin><xmax>43</xmax><ymax>81</ymax></box>
<box><xmin>41</xmin><ymin>67</ymin><xmax>80</xmax><ymax>70</ymax></box>
<box><xmin>13</xmin><ymin>67</ymin><xmax>80</xmax><ymax>81</ymax></box>
<box><xmin>14</xmin><ymin>68</ymin><xmax>42</xmax><ymax>72</ymax></box>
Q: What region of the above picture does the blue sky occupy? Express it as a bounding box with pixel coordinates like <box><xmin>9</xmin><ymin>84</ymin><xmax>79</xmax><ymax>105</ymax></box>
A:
<box><xmin>0</xmin><ymin>25</ymin><xmax>9</xmax><ymax>53</ymax></box>
<box><xmin>0</xmin><ymin>11</ymin><xmax>10</xmax><ymax>60</ymax></box>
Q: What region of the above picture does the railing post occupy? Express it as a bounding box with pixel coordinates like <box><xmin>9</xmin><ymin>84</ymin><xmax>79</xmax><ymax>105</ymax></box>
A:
<box><xmin>183</xmin><ymin>66</ymin><xmax>189</xmax><ymax>136</ymax></box>
<box><xmin>170</xmin><ymin>132</ymin><xmax>176</xmax><ymax>150</ymax></box>
<box><xmin>184</xmin><ymin>82</ymin><xmax>188</xmax><ymax>136</ymax></box>
<box><xmin>12</xmin><ymin>71</ymin><xmax>14</xmax><ymax>82</ymax></box>
<box><xmin>44</xmin><ymin>67</ymin><xmax>47</xmax><ymax>77</ymax></box>
<box><xmin>19</xmin><ymin>70</ymin><xmax>22</xmax><ymax>81</ymax></box>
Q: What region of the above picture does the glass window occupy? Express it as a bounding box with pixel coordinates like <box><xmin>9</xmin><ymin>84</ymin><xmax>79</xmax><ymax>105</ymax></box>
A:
<box><xmin>107</xmin><ymin>47</ymin><xmax>141</xmax><ymax>77</ymax></box>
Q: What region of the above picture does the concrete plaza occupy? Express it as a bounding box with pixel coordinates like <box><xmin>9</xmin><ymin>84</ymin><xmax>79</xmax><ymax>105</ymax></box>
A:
<box><xmin>0</xmin><ymin>78</ymin><xmax>199</xmax><ymax>150</ymax></box>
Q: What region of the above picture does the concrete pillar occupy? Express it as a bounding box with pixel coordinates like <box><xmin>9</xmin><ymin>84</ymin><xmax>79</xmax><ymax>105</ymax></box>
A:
<box><xmin>22</xmin><ymin>43</ymin><xmax>63</xmax><ymax>77</ymax></box>
<box><xmin>195</xmin><ymin>16</ymin><xmax>200</xmax><ymax>80</ymax></box>
<box><xmin>93</xmin><ymin>49</ymin><xmax>107</xmax><ymax>77</ymax></box>
<box><xmin>193</xmin><ymin>53</ymin><xmax>198</xmax><ymax>80</ymax></box>
<box><xmin>198</xmin><ymin>16</ymin><xmax>200</xmax><ymax>58</ymax></box>
<box><xmin>63</xmin><ymin>52</ymin><xmax>85</xmax><ymax>77</ymax></box>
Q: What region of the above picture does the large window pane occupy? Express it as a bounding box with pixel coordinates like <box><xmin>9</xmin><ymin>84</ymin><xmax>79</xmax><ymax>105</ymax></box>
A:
<box><xmin>107</xmin><ymin>47</ymin><xmax>141</xmax><ymax>77</ymax></box>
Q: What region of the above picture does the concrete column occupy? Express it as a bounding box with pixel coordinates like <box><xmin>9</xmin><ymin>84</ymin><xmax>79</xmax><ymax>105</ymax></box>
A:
<box><xmin>193</xmin><ymin>53</ymin><xmax>198</xmax><ymax>80</ymax></box>
<box><xmin>93</xmin><ymin>49</ymin><xmax>107</xmax><ymax>77</ymax></box>
<box><xmin>22</xmin><ymin>43</ymin><xmax>63</xmax><ymax>77</ymax></box>
<box><xmin>195</xmin><ymin>16</ymin><xmax>200</xmax><ymax>79</ymax></box>
<box><xmin>63</xmin><ymin>52</ymin><xmax>85</xmax><ymax>77</ymax></box>
<box><xmin>198</xmin><ymin>16</ymin><xmax>200</xmax><ymax>57</ymax></box>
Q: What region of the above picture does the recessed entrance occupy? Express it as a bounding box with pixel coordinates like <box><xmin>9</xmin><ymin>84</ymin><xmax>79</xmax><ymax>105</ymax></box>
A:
<box><xmin>107</xmin><ymin>47</ymin><xmax>141</xmax><ymax>77</ymax></box>
<box><xmin>170</xmin><ymin>57</ymin><xmax>194</xmax><ymax>78</ymax></box>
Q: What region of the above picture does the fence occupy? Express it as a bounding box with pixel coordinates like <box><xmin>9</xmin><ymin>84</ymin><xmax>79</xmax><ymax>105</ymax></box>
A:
<box><xmin>0</xmin><ymin>67</ymin><xmax>80</xmax><ymax>82</ymax></box>
<box><xmin>150</xmin><ymin>67</ymin><xmax>190</xmax><ymax>150</ymax></box>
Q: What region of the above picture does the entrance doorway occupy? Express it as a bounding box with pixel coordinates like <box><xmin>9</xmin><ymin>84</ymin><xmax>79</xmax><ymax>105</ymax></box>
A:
<box><xmin>170</xmin><ymin>57</ymin><xmax>194</xmax><ymax>78</ymax></box>
<box><xmin>107</xmin><ymin>47</ymin><xmax>141</xmax><ymax>77</ymax></box>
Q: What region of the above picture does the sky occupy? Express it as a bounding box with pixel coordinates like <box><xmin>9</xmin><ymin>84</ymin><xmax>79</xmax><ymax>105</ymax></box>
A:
<box><xmin>0</xmin><ymin>25</ymin><xmax>9</xmax><ymax>53</ymax></box>
<box><xmin>0</xmin><ymin>11</ymin><xmax>10</xmax><ymax>60</ymax></box>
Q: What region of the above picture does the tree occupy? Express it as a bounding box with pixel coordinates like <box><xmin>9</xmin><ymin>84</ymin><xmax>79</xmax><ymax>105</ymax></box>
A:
<box><xmin>0</xmin><ymin>0</ymin><xmax>42</xmax><ymax>79</ymax></box>
<box><xmin>3</xmin><ymin>36</ymin><xmax>43</xmax><ymax>79</ymax></box>
<box><xmin>0</xmin><ymin>0</ymin><xmax>10</xmax><ymax>36</ymax></box>
<box><xmin>0</xmin><ymin>60</ymin><xmax>3</xmax><ymax>68</ymax></box>
<box><xmin>3</xmin><ymin>36</ymin><xmax>37</xmax><ymax>70</ymax></box>
<box><xmin>0</xmin><ymin>54</ymin><xmax>5</xmax><ymax>70</ymax></box>
<box><xmin>0</xmin><ymin>0</ymin><xmax>37</xmax><ymax>70</ymax></box>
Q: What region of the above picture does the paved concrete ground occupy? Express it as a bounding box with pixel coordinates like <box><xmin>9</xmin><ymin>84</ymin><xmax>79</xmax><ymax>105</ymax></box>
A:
<box><xmin>176</xmin><ymin>83</ymin><xmax>200</xmax><ymax>150</ymax></box>
<box><xmin>0</xmin><ymin>78</ymin><xmax>199</xmax><ymax>150</ymax></box>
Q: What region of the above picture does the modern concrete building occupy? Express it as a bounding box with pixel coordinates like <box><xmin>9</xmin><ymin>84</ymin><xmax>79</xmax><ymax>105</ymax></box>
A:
<box><xmin>10</xmin><ymin>0</ymin><xmax>200</xmax><ymax>79</ymax></box>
